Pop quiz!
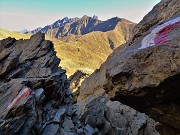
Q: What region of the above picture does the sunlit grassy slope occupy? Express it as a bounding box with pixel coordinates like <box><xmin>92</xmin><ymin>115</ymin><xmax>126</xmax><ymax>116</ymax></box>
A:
<box><xmin>54</xmin><ymin>21</ymin><xmax>133</xmax><ymax>76</ymax></box>
<box><xmin>54</xmin><ymin>32</ymin><xmax>113</xmax><ymax>76</ymax></box>
<box><xmin>0</xmin><ymin>28</ymin><xmax>31</xmax><ymax>40</ymax></box>
<box><xmin>0</xmin><ymin>27</ymin><xmax>128</xmax><ymax>76</ymax></box>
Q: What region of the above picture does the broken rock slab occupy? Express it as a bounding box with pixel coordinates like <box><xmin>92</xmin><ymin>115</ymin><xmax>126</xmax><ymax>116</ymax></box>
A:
<box><xmin>76</xmin><ymin>97</ymin><xmax>159</xmax><ymax>135</ymax></box>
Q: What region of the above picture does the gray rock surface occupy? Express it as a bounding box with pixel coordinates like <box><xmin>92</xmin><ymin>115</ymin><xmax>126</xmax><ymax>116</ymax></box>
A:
<box><xmin>78</xmin><ymin>0</ymin><xmax>180</xmax><ymax>134</ymax></box>
<box><xmin>76</xmin><ymin>97</ymin><xmax>159</xmax><ymax>135</ymax></box>
<box><xmin>0</xmin><ymin>33</ymin><xmax>72</xmax><ymax>134</ymax></box>
<box><xmin>69</xmin><ymin>70</ymin><xmax>90</xmax><ymax>93</ymax></box>
<box><xmin>0</xmin><ymin>33</ymin><xmax>160</xmax><ymax>135</ymax></box>
<box><xmin>69</xmin><ymin>70</ymin><xmax>90</xmax><ymax>103</ymax></box>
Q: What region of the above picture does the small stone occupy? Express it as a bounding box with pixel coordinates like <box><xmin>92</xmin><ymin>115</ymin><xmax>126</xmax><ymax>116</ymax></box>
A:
<box><xmin>101</xmin><ymin>120</ymin><xmax>111</xmax><ymax>134</ymax></box>
<box><xmin>72</xmin><ymin>114</ymin><xmax>79</xmax><ymax>124</ymax></box>
<box><xmin>64</xmin><ymin>95</ymin><xmax>73</xmax><ymax>104</ymax></box>
<box><xmin>65</xmin><ymin>89</ymin><xmax>72</xmax><ymax>96</ymax></box>
<box><xmin>75</xmin><ymin>120</ymin><xmax>82</xmax><ymax>129</ymax></box>
<box><xmin>53</xmin><ymin>108</ymin><xmax>66</xmax><ymax>122</ymax></box>
<box><xmin>63</xmin><ymin>118</ymin><xmax>74</xmax><ymax>132</ymax></box>
<box><xmin>66</xmin><ymin>106</ymin><xmax>77</xmax><ymax>116</ymax></box>
<box><xmin>113</xmin><ymin>127</ymin><xmax>126</xmax><ymax>135</ymax></box>
<box><xmin>35</xmin><ymin>88</ymin><xmax>45</xmax><ymax>103</ymax></box>
<box><xmin>84</xmin><ymin>124</ymin><xmax>95</xmax><ymax>135</ymax></box>
<box><xmin>76</xmin><ymin>128</ymin><xmax>84</xmax><ymax>135</ymax></box>
<box><xmin>60</xmin><ymin>128</ymin><xmax>75</xmax><ymax>135</ymax></box>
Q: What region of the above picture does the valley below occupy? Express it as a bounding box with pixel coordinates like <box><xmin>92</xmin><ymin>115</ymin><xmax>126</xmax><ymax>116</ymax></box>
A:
<box><xmin>0</xmin><ymin>16</ymin><xmax>135</xmax><ymax>76</ymax></box>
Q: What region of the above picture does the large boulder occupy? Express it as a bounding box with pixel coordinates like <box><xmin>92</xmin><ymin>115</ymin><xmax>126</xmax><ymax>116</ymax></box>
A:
<box><xmin>78</xmin><ymin>0</ymin><xmax>180</xmax><ymax>134</ymax></box>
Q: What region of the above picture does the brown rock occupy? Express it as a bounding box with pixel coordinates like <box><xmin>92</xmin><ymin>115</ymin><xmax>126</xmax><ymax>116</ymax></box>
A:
<box><xmin>78</xmin><ymin>0</ymin><xmax>180</xmax><ymax>134</ymax></box>
<box><xmin>30</xmin><ymin>16</ymin><xmax>135</xmax><ymax>43</ymax></box>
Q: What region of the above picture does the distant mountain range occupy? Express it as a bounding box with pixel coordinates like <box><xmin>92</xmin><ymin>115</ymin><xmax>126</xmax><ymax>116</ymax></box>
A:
<box><xmin>1</xmin><ymin>15</ymin><xmax>135</xmax><ymax>75</ymax></box>
<box><xmin>23</xmin><ymin>15</ymin><xmax>135</xmax><ymax>42</ymax></box>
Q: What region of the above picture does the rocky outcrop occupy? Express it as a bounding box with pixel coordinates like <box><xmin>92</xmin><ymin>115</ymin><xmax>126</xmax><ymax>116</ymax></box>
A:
<box><xmin>69</xmin><ymin>70</ymin><xmax>90</xmax><ymax>102</ymax></box>
<box><xmin>0</xmin><ymin>33</ymin><xmax>160</xmax><ymax>135</ymax></box>
<box><xmin>78</xmin><ymin>0</ymin><xmax>180</xmax><ymax>134</ymax></box>
<box><xmin>76</xmin><ymin>97</ymin><xmax>159</xmax><ymax>135</ymax></box>
<box><xmin>0</xmin><ymin>33</ymin><xmax>73</xmax><ymax>134</ymax></box>
<box><xmin>69</xmin><ymin>70</ymin><xmax>90</xmax><ymax>93</ymax></box>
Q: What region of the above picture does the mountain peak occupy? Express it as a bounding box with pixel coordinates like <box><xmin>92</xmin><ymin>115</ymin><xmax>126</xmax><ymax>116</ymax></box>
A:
<box><xmin>81</xmin><ymin>15</ymin><xmax>99</xmax><ymax>20</ymax></box>
<box><xmin>28</xmin><ymin>15</ymin><xmax>135</xmax><ymax>41</ymax></box>
<box><xmin>82</xmin><ymin>15</ymin><xmax>90</xmax><ymax>19</ymax></box>
<box><xmin>62</xmin><ymin>16</ymin><xmax>69</xmax><ymax>20</ymax></box>
<box><xmin>93</xmin><ymin>15</ymin><xmax>98</xmax><ymax>20</ymax></box>
<box><xmin>61</xmin><ymin>17</ymin><xmax>70</xmax><ymax>22</ymax></box>
<box><xmin>108</xmin><ymin>16</ymin><xmax>121</xmax><ymax>21</ymax></box>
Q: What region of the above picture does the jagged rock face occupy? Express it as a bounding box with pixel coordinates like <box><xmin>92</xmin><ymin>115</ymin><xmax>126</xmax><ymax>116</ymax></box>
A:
<box><xmin>0</xmin><ymin>33</ymin><xmax>159</xmax><ymax>135</ymax></box>
<box><xmin>78</xmin><ymin>0</ymin><xmax>180</xmax><ymax>134</ymax></box>
<box><xmin>0</xmin><ymin>33</ymin><xmax>73</xmax><ymax>134</ymax></box>
<box><xmin>69</xmin><ymin>70</ymin><xmax>90</xmax><ymax>93</ymax></box>
<box><xmin>76</xmin><ymin>97</ymin><xmax>159</xmax><ymax>135</ymax></box>
<box><xmin>69</xmin><ymin>70</ymin><xmax>90</xmax><ymax>103</ymax></box>
<box><xmin>132</xmin><ymin>0</ymin><xmax>180</xmax><ymax>43</ymax></box>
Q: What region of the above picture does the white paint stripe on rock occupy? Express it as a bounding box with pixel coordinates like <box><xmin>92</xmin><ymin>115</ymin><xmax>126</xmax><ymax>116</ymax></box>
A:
<box><xmin>139</xmin><ymin>16</ymin><xmax>180</xmax><ymax>49</ymax></box>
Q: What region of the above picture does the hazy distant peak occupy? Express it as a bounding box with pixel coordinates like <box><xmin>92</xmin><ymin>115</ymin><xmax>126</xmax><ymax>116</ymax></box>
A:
<box><xmin>62</xmin><ymin>16</ymin><xmax>69</xmax><ymax>20</ymax></box>
<box><xmin>93</xmin><ymin>15</ymin><xmax>98</xmax><ymax>20</ymax></box>
<box><xmin>106</xmin><ymin>16</ymin><xmax>120</xmax><ymax>21</ymax></box>
<box><xmin>30</xmin><ymin>27</ymin><xmax>42</xmax><ymax>31</ymax></box>
<box><xmin>19</xmin><ymin>29</ymin><xmax>30</xmax><ymax>34</ymax></box>
<box><xmin>81</xmin><ymin>15</ymin><xmax>99</xmax><ymax>20</ymax></box>
<box><xmin>82</xmin><ymin>15</ymin><xmax>89</xmax><ymax>18</ymax></box>
<box><xmin>52</xmin><ymin>17</ymin><xmax>74</xmax><ymax>27</ymax></box>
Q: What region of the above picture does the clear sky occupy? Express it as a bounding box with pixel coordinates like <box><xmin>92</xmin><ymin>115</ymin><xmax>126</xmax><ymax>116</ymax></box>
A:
<box><xmin>0</xmin><ymin>0</ymin><xmax>160</xmax><ymax>31</ymax></box>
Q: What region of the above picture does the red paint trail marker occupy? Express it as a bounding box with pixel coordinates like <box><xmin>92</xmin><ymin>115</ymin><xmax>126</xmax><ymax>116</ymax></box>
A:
<box><xmin>140</xmin><ymin>17</ymin><xmax>180</xmax><ymax>49</ymax></box>
<box><xmin>7</xmin><ymin>87</ymin><xmax>32</xmax><ymax>111</ymax></box>
<box><xmin>154</xmin><ymin>21</ymin><xmax>180</xmax><ymax>45</ymax></box>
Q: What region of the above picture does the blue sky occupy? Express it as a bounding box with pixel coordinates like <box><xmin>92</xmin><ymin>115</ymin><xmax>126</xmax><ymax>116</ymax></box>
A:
<box><xmin>0</xmin><ymin>0</ymin><xmax>160</xmax><ymax>31</ymax></box>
